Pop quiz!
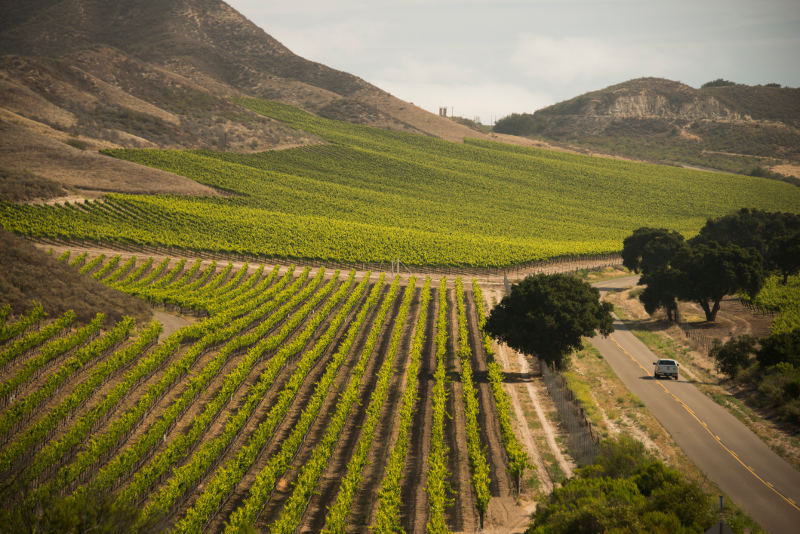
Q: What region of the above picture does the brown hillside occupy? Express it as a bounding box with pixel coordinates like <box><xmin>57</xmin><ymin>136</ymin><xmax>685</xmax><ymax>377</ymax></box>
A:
<box><xmin>0</xmin><ymin>0</ymin><xmax>499</xmax><ymax>197</ymax></box>
<box><xmin>0</xmin><ymin>2</ymin><xmax>487</xmax><ymax>149</ymax></box>
<box><xmin>496</xmin><ymin>77</ymin><xmax>800</xmax><ymax>176</ymax></box>
<box><xmin>0</xmin><ymin>229</ymin><xmax>152</xmax><ymax>324</ymax></box>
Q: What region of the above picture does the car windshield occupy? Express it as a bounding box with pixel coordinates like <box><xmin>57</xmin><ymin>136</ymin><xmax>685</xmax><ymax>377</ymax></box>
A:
<box><xmin>658</xmin><ymin>360</ymin><xmax>676</xmax><ymax>365</ymax></box>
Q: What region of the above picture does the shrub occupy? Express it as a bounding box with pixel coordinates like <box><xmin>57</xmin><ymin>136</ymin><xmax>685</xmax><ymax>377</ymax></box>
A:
<box><xmin>66</xmin><ymin>138</ymin><xmax>87</xmax><ymax>150</ymax></box>
<box><xmin>492</xmin><ymin>113</ymin><xmax>542</xmax><ymax>136</ymax></box>
<box><xmin>0</xmin><ymin>168</ymin><xmax>66</xmax><ymax>202</ymax></box>
<box><xmin>756</xmin><ymin>329</ymin><xmax>800</xmax><ymax>367</ymax></box>
<box><xmin>650</xmin><ymin>481</ymin><xmax>713</xmax><ymax>531</ymax></box>
<box><xmin>633</xmin><ymin>461</ymin><xmax>681</xmax><ymax>497</ymax></box>
<box><xmin>701</xmin><ymin>79</ymin><xmax>737</xmax><ymax>88</ymax></box>
<box><xmin>529</xmin><ymin>436</ymin><xmax>714</xmax><ymax>533</ymax></box>
<box><xmin>709</xmin><ymin>336</ymin><xmax>756</xmax><ymax>378</ymax></box>
<box><xmin>752</xmin><ymin>363</ymin><xmax>800</xmax><ymax>424</ymax></box>
<box><xmin>584</xmin><ymin>435</ymin><xmax>649</xmax><ymax>480</ymax></box>
<box><xmin>529</xmin><ymin>477</ymin><xmax>646</xmax><ymax>534</ymax></box>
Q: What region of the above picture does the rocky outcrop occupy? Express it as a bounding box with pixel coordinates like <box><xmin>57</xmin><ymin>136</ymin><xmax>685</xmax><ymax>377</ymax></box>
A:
<box><xmin>543</xmin><ymin>79</ymin><xmax>747</xmax><ymax>122</ymax></box>
<box><xmin>493</xmin><ymin>77</ymin><xmax>800</xmax><ymax>170</ymax></box>
<box><xmin>603</xmin><ymin>93</ymin><xmax>744</xmax><ymax>121</ymax></box>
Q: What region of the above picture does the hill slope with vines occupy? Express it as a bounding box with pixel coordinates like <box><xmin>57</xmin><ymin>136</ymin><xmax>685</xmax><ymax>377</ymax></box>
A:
<box><xmin>2</xmin><ymin>99</ymin><xmax>799</xmax><ymax>267</ymax></box>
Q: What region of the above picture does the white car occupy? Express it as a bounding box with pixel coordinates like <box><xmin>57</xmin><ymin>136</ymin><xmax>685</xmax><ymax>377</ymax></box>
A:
<box><xmin>653</xmin><ymin>358</ymin><xmax>679</xmax><ymax>379</ymax></box>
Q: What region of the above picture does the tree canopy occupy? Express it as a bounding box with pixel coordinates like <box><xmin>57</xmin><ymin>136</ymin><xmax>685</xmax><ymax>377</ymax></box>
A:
<box><xmin>710</xmin><ymin>335</ymin><xmax>757</xmax><ymax>378</ymax></box>
<box><xmin>492</xmin><ymin>112</ymin><xmax>540</xmax><ymax>136</ymax></box>
<box><xmin>622</xmin><ymin>227</ymin><xmax>685</xmax><ymax>274</ymax></box>
<box><xmin>771</xmin><ymin>230</ymin><xmax>800</xmax><ymax>284</ymax></box>
<box><xmin>691</xmin><ymin>208</ymin><xmax>800</xmax><ymax>280</ymax></box>
<box><xmin>622</xmin><ymin>227</ymin><xmax>686</xmax><ymax>322</ymax></box>
<box><xmin>672</xmin><ymin>242</ymin><xmax>764</xmax><ymax>322</ymax></box>
<box><xmin>484</xmin><ymin>273</ymin><xmax>613</xmax><ymax>369</ymax></box>
<box><xmin>638</xmin><ymin>269</ymin><xmax>681</xmax><ymax>322</ymax></box>
<box><xmin>757</xmin><ymin>329</ymin><xmax>800</xmax><ymax>368</ymax></box>
<box><xmin>620</xmin><ymin>210</ymin><xmax>800</xmax><ymax>322</ymax></box>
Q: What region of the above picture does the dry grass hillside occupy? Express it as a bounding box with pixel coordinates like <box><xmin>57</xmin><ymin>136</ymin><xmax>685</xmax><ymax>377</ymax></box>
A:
<box><xmin>0</xmin><ymin>229</ymin><xmax>152</xmax><ymax>324</ymax></box>
<box><xmin>0</xmin><ymin>0</ymin><xmax>503</xmax><ymax>197</ymax></box>
<box><xmin>494</xmin><ymin>77</ymin><xmax>800</xmax><ymax>178</ymax></box>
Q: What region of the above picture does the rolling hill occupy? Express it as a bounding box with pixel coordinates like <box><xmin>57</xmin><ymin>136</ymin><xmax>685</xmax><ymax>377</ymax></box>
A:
<box><xmin>0</xmin><ymin>0</ymin><xmax>496</xmax><ymax>197</ymax></box>
<box><xmin>494</xmin><ymin>77</ymin><xmax>800</xmax><ymax>178</ymax></box>
<box><xmin>1</xmin><ymin>4</ymin><xmax>799</xmax><ymax>533</ymax></box>
<box><xmin>3</xmin><ymin>99</ymin><xmax>799</xmax><ymax>268</ymax></box>
<box><xmin>1</xmin><ymin>1</ymin><xmax>798</xmax><ymax>269</ymax></box>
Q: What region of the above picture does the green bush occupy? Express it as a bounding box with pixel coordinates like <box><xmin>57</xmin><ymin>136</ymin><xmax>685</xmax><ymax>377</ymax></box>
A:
<box><xmin>751</xmin><ymin>362</ymin><xmax>800</xmax><ymax>424</ymax></box>
<box><xmin>633</xmin><ymin>461</ymin><xmax>681</xmax><ymax>497</ymax></box>
<box><xmin>709</xmin><ymin>336</ymin><xmax>756</xmax><ymax>378</ymax></box>
<box><xmin>0</xmin><ymin>487</ymin><xmax>149</xmax><ymax>534</ymax></box>
<box><xmin>757</xmin><ymin>329</ymin><xmax>800</xmax><ymax>367</ymax></box>
<box><xmin>66</xmin><ymin>138</ymin><xmax>87</xmax><ymax>150</ymax></box>
<box><xmin>701</xmin><ymin>79</ymin><xmax>738</xmax><ymax>88</ymax></box>
<box><xmin>650</xmin><ymin>481</ymin><xmax>713</xmax><ymax>531</ymax></box>
<box><xmin>492</xmin><ymin>113</ymin><xmax>542</xmax><ymax>136</ymax></box>
<box><xmin>530</xmin><ymin>477</ymin><xmax>646</xmax><ymax>534</ymax></box>
<box><xmin>528</xmin><ymin>436</ymin><xmax>714</xmax><ymax>533</ymax></box>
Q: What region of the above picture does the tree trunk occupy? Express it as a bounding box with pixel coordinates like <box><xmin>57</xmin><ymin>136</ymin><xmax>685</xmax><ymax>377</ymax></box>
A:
<box><xmin>709</xmin><ymin>299</ymin><xmax>720</xmax><ymax>321</ymax></box>
<box><xmin>667</xmin><ymin>300</ymin><xmax>679</xmax><ymax>322</ymax></box>
<box><xmin>699</xmin><ymin>299</ymin><xmax>721</xmax><ymax>321</ymax></box>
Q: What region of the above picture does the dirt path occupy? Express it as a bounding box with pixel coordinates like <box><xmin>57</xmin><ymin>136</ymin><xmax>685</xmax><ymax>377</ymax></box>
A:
<box><xmin>446</xmin><ymin>287</ymin><xmax>477</xmax><ymax>533</ymax></box>
<box><xmin>518</xmin><ymin>354</ymin><xmax>573</xmax><ymax>480</ymax></box>
<box><xmin>152</xmin><ymin>310</ymin><xmax>195</xmax><ymax>340</ymax></box>
<box><xmin>464</xmin><ymin>289</ymin><xmax>513</xmax><ymax>496</ymax></box>
<box><xmin>190</xmin><ymin>276</ymin><xmax>359</xmax><ymax>532</ymax></box>
<box><xmin>32</xmin><ymin>241</ymin><xmax>619</xmax><ymax>288</ymax></box>
<box><xmin>348</xmin><ymin>287</ymin><xmax>422</xmax><ymax>532</ymax></box>
<box><xmin>482</xmin><ymin>286</ymin><xmax>574</xmax><ymax>489</ymax></box>
<box><xmin>491</xmin><ymin>340</ymin><xmax>552</xmax><ymax>494</ymax></box>
<box><xmin>403</xmin><ymin>292</ymin><xmax>438</xmax><ymax>534</ymax></box>
<box><xmin>295</xmin><ymin>286</ymin><xmax>403</xmax><ymax>533</ymax></box>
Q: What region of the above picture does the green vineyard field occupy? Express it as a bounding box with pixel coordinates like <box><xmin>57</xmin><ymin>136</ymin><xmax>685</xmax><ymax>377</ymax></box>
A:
<box><xmin>0</xmin><ymin>252</ymin><xmax>521</xmax><ymax>532</ymax></box>
<box><xmin>2</xmin><ymin>99</ymin><xmax>799</xmax><ymax>267</ymax></box>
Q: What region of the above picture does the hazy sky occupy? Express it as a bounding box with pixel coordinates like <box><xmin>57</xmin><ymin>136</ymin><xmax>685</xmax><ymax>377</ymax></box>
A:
<box><xmin>226</xmin><ymin>0</ymin><xmax>800</xmax><ymax>124</ymax></box>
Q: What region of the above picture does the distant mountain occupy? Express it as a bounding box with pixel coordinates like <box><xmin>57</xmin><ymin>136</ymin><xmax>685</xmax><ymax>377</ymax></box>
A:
<box><xmin>0</xmin><ymin>0</ymin><xmax>488</xmax><ymax>196</ymax></box>
<box><xmin>494</xmin><ymin>78</ymin><xmax>800</xmax><ymax>179</ymax></box>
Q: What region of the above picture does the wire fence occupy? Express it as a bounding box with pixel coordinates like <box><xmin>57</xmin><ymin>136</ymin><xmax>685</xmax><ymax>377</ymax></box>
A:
<box><xmin>675</xmin><ymin>298</ymin><xmax>776</xmax><ymax>354</ymax></box>
<box><xmin>738</xmin><ymin>298</ymin><xmax>776</xmax><ymax>317</ymax></box>
<box><xmin>675</xmin><ymin>323</ymin><xmax>717</xmax><ymax>352</ymax></box>
<box><xmin>538</xmin><ymin>359</ymin><xmax>599</xmax><ymax>466</ymax></box>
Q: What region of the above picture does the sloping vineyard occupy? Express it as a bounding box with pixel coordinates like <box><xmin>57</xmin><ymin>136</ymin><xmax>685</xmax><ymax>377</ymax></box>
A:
<box><xmin>1</xmin><ymin>252</ymin><xmax>540</xmax><ymax>532</ymax></box>
<box><xmin>2</xmin><ymin>99</ymin><xmax>799</xmax><ymax>267</ymax></box>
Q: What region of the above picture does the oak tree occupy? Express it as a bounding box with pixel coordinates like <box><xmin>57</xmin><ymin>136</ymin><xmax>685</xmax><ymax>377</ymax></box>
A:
<box><xmin>484</xmin><ymin>273</ymin><xmax>613</xmax><ymax>369</ymax></box>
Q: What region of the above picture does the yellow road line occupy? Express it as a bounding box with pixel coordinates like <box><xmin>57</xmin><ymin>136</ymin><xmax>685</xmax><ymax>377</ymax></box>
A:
<box><xmin>608</xmin><ymin>333</ymin><xmax>800</xmax><ymax>513</ymax></box>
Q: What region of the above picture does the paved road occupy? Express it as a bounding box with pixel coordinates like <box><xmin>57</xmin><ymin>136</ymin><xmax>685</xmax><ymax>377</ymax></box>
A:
<box><xmin>590</xmin><ymin>276</ymin><xmax>800</xmax><ymax>534</ymax></box>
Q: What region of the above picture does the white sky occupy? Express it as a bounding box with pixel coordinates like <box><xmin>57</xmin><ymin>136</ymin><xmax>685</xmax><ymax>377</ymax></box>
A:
<box><xmin>226</xmin><ymin>0</ymin><xmax>800</xmax><ymax>124</ymax></box>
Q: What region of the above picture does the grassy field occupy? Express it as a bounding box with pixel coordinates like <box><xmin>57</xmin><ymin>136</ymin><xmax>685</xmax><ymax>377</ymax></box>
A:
<box><xmin>2</xmin><ymin>99</ymin><xmax>799</xmax><ymax>267</ymax></box>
